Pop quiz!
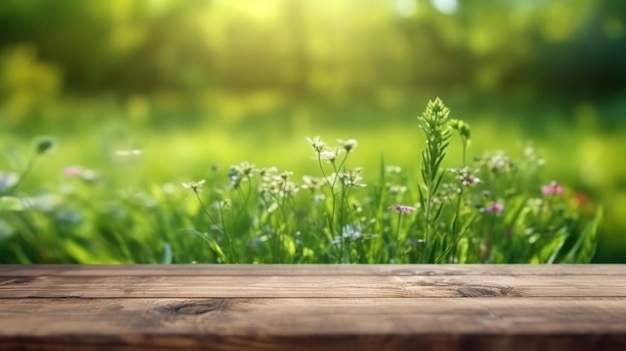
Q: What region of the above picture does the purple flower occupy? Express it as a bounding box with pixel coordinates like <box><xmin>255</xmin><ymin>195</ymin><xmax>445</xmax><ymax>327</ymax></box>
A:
<box><xmin>389</xmin><ymin>204</ymin><xmax>416</xmax><ymax>214</ymax></box>
<box><xmin>542</xmin><ymin>181</ymin><xmax>564</xmax><ymax>196</ymax></box>
<box><xmin>483</xmin><ymin>202</ymin><xmax>504</xmax><ymax>214</ymax></box>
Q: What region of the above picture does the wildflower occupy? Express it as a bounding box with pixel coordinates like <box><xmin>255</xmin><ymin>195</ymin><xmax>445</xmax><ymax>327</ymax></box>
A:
<box><xmin>0</xmin><ymin>172</ymin><xmax>19</xmax><ymax>192</ymax></box>
<box><xmin>332</xmin><ymin>225</ymin><xmax>376</xmax><ymax>245</ymax></box>
<box><xmin>319</xmin><ymin>150</ymin><xmax>339</xmax><ymax>164</ymax></box>
<box><xmin>337</xmin><ymin>139</ymin><xmax>358</xmax><ymax>153</ymax></box>
<box><xmin>332</xmin><ymin>225</ymin><xmax>363</xmax><ymax>245</ymax></box>
<box><xmin>63</xmin><ymin>166</ymin><xmax>83</xmax><ymax>177</ymax></box>
<box><xmin>260</xmin><ymin>171</ymin><xmax>299</xmax><ymax>198</ymax></box>
<box><xmin>282</xmin><ymin>181</ymin><xmax>300</xmax><ymax>196</ymax></box>
<box><xmin>387</xmin><ymin>184</ymin><xmax>407</xmax><ymax>195</ymax></box>
<box><xmin>523</xmin><ymin>144</ymin><xmax>545</xmax><ymax>166</ymax></box>
<box><xmin>385</xmin><ymin>165</ymin><xmax>402</xmax><ymax>174</ymax></box>
<box><xmin>258</xmin><ymin>166</ymin><xmax>277</xmax><ymax>177</ymax></box>
<box><xmin>389</xmin><ymin>204</ymin><xmax>416</xmax><ymax>214</ymax></box>
<box><xmin>301</xmin><ymin>176</ymin><xmax>324</xmax><ymax>192</ymax></box>
<box><xmin>182</xmin><ymin>179</ymin><xmax>205</xmax><ymax>193</ymax></box>
<box><xmin>489</xmin><ymin>153</ymin><xmax>511</xmax><ymax>172</ymax></box>
<box><xmin>279</xmin><ymin>171</ymin><xmax>293</xmax><ymax>181</ymax></box>
<box><xmin>235</xmin><ymin>161</ymin><xmax>255</xmax><ymax>176</ymax></box>
<box><xmin>64</xmin><ymin>167</ymin><xmax>98</xmax><ymax>183</ymax></box>
<box><xmin>451</xmin><ymin>167</ymin><xmax>481</xmax><ymax>187</ymax></box>
<box><xmin>406</xmin><ymin>238</ymin><xmax>426</xmax><ymax>249</ymax></box>
<box><xmin>161</xmin><ymin>183</ymin><xmax>177</xmax><ymax>195</ymax></box>
<box><xmin>314</xmin><ymin>193</ymin><xmax>325</xmax><ymax>203</ymax></box>
<box><xmin>228</xmin><ymin>163</ymin><xmax>254</xmax><ymax>189</ymax></box>
<box><xmin>22</xmin><ymin>193</ymin><xmax>60</xmax><ymax>212</ymax></box>
<box><xmin>115</xmin><ymin>149</ymin><xmax>142</xmax><ymax>157</ymax></box>
<box><xmin>80</xmin><ymin>169</ymin><xmax>99</xmax><ymax>183</ymax></box>
<box><xmin>483</xmin><ymin>202</ymin><xmax>504</xmax><ymax>214</ymax></box>
<box><xmin>542</xmin><ymin>181</ymin><xmax>564</xmax><ymax>196</ymax></box>
<box><xmin>338</xmin><ymin>168</ymin><xmax>366</xmax><ymax>188</ymax></box>
<box><xmin>463</xmin><ymin>174</ymin><xmax>480</xmax><ymax>186</ymax></box>
<box><xmin>306</xmin><ymin>136</ymin><xmax>326</xmax><ymax>154</ymax></box>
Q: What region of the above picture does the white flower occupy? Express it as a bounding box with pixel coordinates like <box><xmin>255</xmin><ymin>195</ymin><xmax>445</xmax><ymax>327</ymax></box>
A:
<box><xmin>182</xmin><ymin>179</ymin><xmax>206</xmax><ymax>192</ymax></box>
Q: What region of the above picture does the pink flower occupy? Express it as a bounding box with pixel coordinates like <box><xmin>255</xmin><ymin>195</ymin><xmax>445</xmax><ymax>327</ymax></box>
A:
<box><xmin>542</xmin><ymin>181</ymin><xmax>564</xmax><ymax>196</ymax></box>
<box><xmin>483</xmin><ymin>202</ymin><xmax>504</xmax><ymax>214</ymax></box>
<box><xmin>462</xmin><ymin>174</ymin><xmax>481</xmax><ymax>187</ymax></box>
<box><xmin>389</xmin><ymin>204</ymin><xmax>416</xmax><ymax>214</ymax></box>
<box><xmin>63</xmin><ymin>166</ymin><xmax>83</xmax><ymax>177</ymax></box>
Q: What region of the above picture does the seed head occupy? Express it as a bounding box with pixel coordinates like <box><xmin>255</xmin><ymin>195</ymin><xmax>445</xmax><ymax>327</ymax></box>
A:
<box><xmin>449</xmin><ymin>119</ymin><xmax>471</xmax><ymax>140</ymax></box>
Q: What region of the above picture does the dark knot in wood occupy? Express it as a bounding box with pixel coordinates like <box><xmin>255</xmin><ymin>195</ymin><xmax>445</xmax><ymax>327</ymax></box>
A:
<box><xmin>0</xmin><ymin>277</ymin><xmax>33</xmax><ymax>286</ymax></box>
<box><xmin>457</xmin><ymin>285</ymin><xmax>517</xmax><ymax>297</ymax></box>
<box><xmin>170</xmin><ymin>299</ymin><xmax>229</xmax><ymax>315</ymax></box>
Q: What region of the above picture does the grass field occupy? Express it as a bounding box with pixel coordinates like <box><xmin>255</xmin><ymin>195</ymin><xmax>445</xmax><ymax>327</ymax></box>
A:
<box><xmin>0</xmin><ymin>96</ymin><xmax>622</xmax><ymax>263</ymax></box>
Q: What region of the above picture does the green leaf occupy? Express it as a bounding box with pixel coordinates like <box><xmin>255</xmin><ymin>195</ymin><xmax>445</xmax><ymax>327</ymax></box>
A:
<box><xmin>162</xmin><ymin>243</ymin><xmax>173</xmax><ymax>264</ymax></box>
<box><xmin>531</xmin><ymin>233</ymin><xmax>566</xmax><ymax>264</ymax></box>
<box><xmin>64</xmin><ymin>240</ymin><xmax>98</xmax><ymax>263</ymax></box>
<box><xmin>0</xmin><ymin>197</ymin><xmax>24</xmax><ymax>211</ymax></box>
<box><xmin>563</xmin><ymin>207</ymin><xmax>603</xmax><ymax>263</ymax></box>
<box><xmin>457</xmin><ymin>237</ymin><xmax>468</xmax><ymax>263</ymax></box>
<box><xmin>64</xmin><ymin>240</ymin><xmax>119</xmax><ymax>264</ymax></box>
<box><xmin>577</xmin><ymin>208</ymin><xmax>603</xmax><ymax>263</ymax></box>
<box><xmin>184</xmin><ymin>229</ymin><xmax>229</xmax><ymax>263</ymax></box>
<box><xmin>283</xmin><ymin>235</ymin><xmax>296</xmax><ymax>257</ymax></box>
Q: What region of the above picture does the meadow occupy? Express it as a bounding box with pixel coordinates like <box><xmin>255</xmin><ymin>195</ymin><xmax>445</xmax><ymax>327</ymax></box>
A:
<box><xmin>0</xmin><ymin>96</ymin><xmax>617</xmax><ymax>263</ymax></box>
<box><xmin>1</xmin><ymin>0</ymin><xmax>625</xmax><ymax>263</ymax></box>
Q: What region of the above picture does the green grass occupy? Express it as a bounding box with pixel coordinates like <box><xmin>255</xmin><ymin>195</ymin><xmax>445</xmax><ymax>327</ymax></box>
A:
<box><xmin>0</xmin><ymin>98</ymin><xmax>615</xmax><ymax>263</ymax></box>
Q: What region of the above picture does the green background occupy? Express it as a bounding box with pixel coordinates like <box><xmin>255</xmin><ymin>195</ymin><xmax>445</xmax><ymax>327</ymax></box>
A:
<box><xmin>1</xmin><ymin>0</ymin><xmax>625</xmax><ymax>262</ymax></box>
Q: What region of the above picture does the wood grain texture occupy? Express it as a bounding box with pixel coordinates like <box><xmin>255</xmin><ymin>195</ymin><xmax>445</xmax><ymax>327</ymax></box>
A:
<box><xmin>1</xmin><ymin>265</ymin><xmax>625</xmax><ymax>351</ymax></box>
<box><xmin>1</xmin><ymin>273</ymin><xmax>626</xmax><ymax>298</ymax></box>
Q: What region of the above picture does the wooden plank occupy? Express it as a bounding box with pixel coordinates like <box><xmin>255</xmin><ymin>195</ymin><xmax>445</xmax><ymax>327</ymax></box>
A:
<box><xmin>1</xmin><ymin>298</ymin><xmax>625</xmax><ymax>351</ymax></box>
<box><xmin>2</xmin><ymin>266</ymin><xmax>625</xmax><ymax>350</ymax></box>
<box><xmin>1</xmin><ymin>264</ymin><xmax>624</xmax><ymax>277</ymax></box>
<box><xmin>2</xmin><ymin>274</ymin><xmax>626</xmax><ymax>298</ymax></box>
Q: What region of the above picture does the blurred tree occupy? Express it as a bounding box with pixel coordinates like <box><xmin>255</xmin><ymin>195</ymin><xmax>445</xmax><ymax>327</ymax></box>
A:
<box><xmin>0</xmin><ymin>0</ymin><xmax>624</xmax><ymax>100</ymax></box>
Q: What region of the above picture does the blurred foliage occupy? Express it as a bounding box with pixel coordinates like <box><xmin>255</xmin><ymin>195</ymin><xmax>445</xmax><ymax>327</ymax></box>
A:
<box><xmin>0</xmin><ymin>0</ymin><xmax>625</xmax><ymax>261</ymax></box>
<box><xmin>1</xmin><ymin>0</ymin><xmax>625</xmax><ymax>104</ymax></box>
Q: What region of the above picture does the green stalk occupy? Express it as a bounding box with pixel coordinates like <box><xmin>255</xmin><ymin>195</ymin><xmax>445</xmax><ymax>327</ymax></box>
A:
<box><xmin>6</xmin><ymin>153</ymin><xmax>38</xmax><ymax>196</ymax></box>
<box><xmin>417</xmin><ymin>98</ymin><xmax>452</xmax><ymax>262</ymax></box>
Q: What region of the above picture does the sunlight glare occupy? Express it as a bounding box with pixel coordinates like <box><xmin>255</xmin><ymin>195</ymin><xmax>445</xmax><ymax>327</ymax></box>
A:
<box><xmin>432</xmin><ymin>0</ymin><xmax>458</xmax><ymax>15</ymax></box>
<box><xmin>395</xmin><ymin>0</ymin><xmax>418</xmax><ymax>17</ymax></box>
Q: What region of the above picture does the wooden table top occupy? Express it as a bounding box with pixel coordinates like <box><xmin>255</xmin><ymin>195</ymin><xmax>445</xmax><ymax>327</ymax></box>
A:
<box><xmin>1</xmin><ymin>265</ymin><xmax>625</xmax><ymax>350</ymax></box>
